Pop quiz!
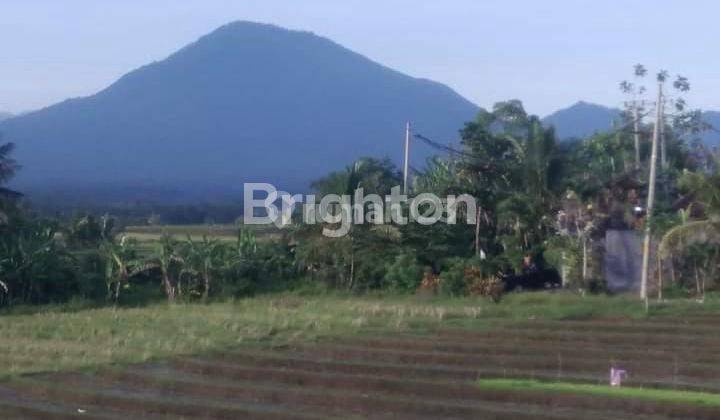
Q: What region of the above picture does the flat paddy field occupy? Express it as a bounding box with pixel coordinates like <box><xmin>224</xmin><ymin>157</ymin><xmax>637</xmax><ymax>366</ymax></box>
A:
<box><xmin>2</xmin><ymin>293</ymin><xmax>720</xmax><ymax>419</ymax></box>
<box><xmin>122</xmin><ymin>224</ymin><xmax>281</xmax><ymax>243</ymax></box>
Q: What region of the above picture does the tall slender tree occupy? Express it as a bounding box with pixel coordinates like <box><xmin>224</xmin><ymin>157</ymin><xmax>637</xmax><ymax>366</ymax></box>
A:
<box><xmin>620</xmin><ymin>64</ymin><xmax>647</xmax><ymax>171</ymax></box>
<box><xmin>639</xmin><ymin>69</ymin><xmax>697</xmax><ymax>300</ymax></box>
<box><xmin>640</xmin><ymin>77</ymin><xmax>663</xmax><ymax>301</ymax></box>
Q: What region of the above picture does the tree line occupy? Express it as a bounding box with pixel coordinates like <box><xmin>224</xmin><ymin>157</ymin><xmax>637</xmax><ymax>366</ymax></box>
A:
<box><xmin>1</xmin><ymin>65</ymin><xmax>719</xmax><ymax>307</ymax></box>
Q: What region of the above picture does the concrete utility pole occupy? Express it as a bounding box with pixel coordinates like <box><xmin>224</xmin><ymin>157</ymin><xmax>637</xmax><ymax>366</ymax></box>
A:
<box><xmin>660</xmin><ymin>96</ymin><xmax>667</xmax><ymax>169</ymax></box>
<box><xmin>633</xmin><ymin>105</ymin><xmax>641</xmax><ymax>171</ymax></box>
<box><xmin>640</xmin><ymin>82</ymin><xmax>663</xmax><ymax>301</ymax></box>
<box><xmin>403</xmin><ymin>121</ymin><xmax>411</xmax><ymax>195</ymax></box>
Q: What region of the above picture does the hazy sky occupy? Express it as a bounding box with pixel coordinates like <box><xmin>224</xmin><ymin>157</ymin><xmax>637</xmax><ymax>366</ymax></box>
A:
<box><xmin>2</xmin><ymin>0</ymin><xmax>718</xmax><ymax>116</ymax></box>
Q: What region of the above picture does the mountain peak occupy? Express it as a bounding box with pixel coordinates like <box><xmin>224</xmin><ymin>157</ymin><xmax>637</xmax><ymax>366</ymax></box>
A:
<box><xmin>215</xmin><ymin>20</ymin><xmax>285</xmax><ymax>31</ymax></box>
<box><xmin>542</xmin><ymin>101</ymin><xmax>621</xmax><ymax>140</ymax></box>
<box><xmin>194</xmin><ymin>20</ymin><xmax>315</xmax><ymax>46</ymax></box>
<box><xmin>0</xmin><ymin>22</ymin><xmax>478</xmax><ymax>200</ymax></box>
<box><xmin>185</xmin><ymin>20</ymin><xmax>335</xmax><ymax>54</ymax></box>
<box><xmin>566</xmin><ymin>100</ymin><xmax>614</xmax><ymax>111</ymax></box>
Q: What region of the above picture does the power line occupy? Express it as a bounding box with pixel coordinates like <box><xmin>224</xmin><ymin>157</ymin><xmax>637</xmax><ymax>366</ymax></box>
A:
<box><xmin>412</xmin><ymin>133</ymin><xmax>471</xmax><ymax>158</ymax></box>
<box><xmin>412</xmin><ymin>132</ymin><xmax>498</xmax><ymax>173</ymax></box>
<box><xmin>412</xmin><ymin>109</ymin><xmax>663</xmax><ymax>173</ymax></box>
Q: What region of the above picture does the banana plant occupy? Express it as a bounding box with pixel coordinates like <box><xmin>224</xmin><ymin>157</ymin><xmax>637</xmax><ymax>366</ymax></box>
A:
<box><xmin>0</xmin><ymin>220</ymin><xmax>70</xmax><ymax>305</ymax></box>
<box><xmin>152</xmin><ymin>234</ymin><xmax>184</xmax><ymax>301</ymax></box>
<box><xmin>237</xmin><ymin>228</ymin><xmax>258</xmax><ymax>258</ymax></box>
<box><xmin>219</xmin><ymin>228</ymin><xmax>258</xmax><ymax>282</ymax></box>
<box><xmin>100</xmin><ymin>235</ymin><xmax>140</xmax><ymax>303</ymax></box>
<box><xmin>179</xmin><ymin>235</ymin><xmax>225</xmax><ymax>301</ymax></box>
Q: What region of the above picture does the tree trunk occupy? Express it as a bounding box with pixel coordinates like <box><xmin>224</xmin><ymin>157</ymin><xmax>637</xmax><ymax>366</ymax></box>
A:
<box><xmin>581</xmin><ymin>236</ymin><xmax>588</xmax><ymax>283</ymax></box>
<box><xmin>25</xmin><ymin>275</ymin><xmax>33</xmax><ymax>303</ymax></box>
<box><xmin>115</xmin><ymin>278</ymin><xmax>122</xmax><ymax>304</ymax></box>
<box><xmin>670</xmin><ymin>254</ymin><xmax>676</xmax><ymax>289</ymax></box>
<box><xmin>202</xmin><ymin>269</ymin><xmax>210</xmax><ymax>301</ymax></box>
<box><xmin>475</xmin><ymin>206</ymin><xmax>481</xmax><ymax>257</ymax></box>
<box><xmin>560</xmin><ymin>251</ymin><xmax>568</xmax><ymax>288</ymax></box>
<box><xmin>162</xmin><ymin>271</ymin><xmax>175</xmax><ymax>302</ymax></box>
<box><xmin>640</xmin><ymin>82</ymin><xmax>663</xmax><ymax>300</ymax></box>
<box><xmin>657</xmin><ymin>254</ymin><xmax>663</xmax><ymax>301</ymax></box>
<box><xmin>348</xmin><ymin>246</ymin><xmax>355</xmax><ymax>290</ymax></box>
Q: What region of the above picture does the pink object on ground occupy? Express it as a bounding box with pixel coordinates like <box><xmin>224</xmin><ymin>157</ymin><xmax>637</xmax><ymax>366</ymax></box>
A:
<box><xmin>610</xmin><ymin>367</ymin><xmax>628</xmax><ymax>386</ymax></box>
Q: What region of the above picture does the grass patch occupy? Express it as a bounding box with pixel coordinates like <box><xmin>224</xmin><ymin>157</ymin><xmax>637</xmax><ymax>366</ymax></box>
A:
<box><xmin>0</xmin><ymin>294</ymin><xmax>490</xmax><ymax>377</ymax></box>
<box><xmin>476</xmin><ymin>378</ymin><xmax>720</xmax><ymax>407</ymax></box>
<box><xmin>2</xmin><ymin>291</ymin><xmax>720</xmax><ymax>378</ymax></box>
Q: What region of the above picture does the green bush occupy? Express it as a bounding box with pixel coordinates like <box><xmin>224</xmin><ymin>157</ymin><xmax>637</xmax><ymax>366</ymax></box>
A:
<box><xmin>75</xmin><ymin>251</ymin><xmax>108</xmax><ymax>301</ymax></box>
<box><xmin>220</xmin><ymin>241</ymin><xmax>299</xmax><ymax>297</ymax></box>
<box><xmin>439</xmin><ymin>257</ymin><xmax>469</xmax><ymax>297</ymax></box>
<box><xmin>384</xmin><ymin>251</ymin><xmax>423</xmax><ymax>292</ymax></box>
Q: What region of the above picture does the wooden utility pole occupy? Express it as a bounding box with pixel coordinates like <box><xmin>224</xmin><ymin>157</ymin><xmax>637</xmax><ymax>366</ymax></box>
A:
<box><xmin>403</xmin><ymin>122</ymin><xmax>410</xmax><ymax>195</ymax></box>
<box><xmin>640</xmin><ymin>82</ymin><xmax>663</xmax><ymax>301</ymax></box>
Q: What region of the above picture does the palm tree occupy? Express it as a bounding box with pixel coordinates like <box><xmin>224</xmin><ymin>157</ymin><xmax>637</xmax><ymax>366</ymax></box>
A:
<box><xmin>414</xmin><ymin>157</ymin><xmax>456</xmax><ymax>195</ymax></box>
<box><xmin>659</xmin><ymin>170</ymin><xmax>720</xmax><ymax>252</ymax></box>
<box><xmin>496</xmin><ymin>117</ymin><xmax>563</xmax><ymax>264</ymax></box>
<box><xmin>658</xmin><ymin>170</ymin><xmax>720</xmax><ymax>296</ymax></box>
<box><xmin>309</xmin><ymin>158</ymin><xmax>400</xmax><ymax>290</ymax></box>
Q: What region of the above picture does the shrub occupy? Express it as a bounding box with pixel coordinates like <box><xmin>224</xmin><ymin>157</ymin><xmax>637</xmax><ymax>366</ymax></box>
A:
<box><xmin>439</xmin><ymin>257</ymin><xmax>507</xmax><ymax>299</ymax></box>
<box><xmin>416</xmin><ymin>271</ymin><xmax>440</xmax><ymax>297</ymax></box>
<box><xmin>439</xmin><ymin>258</ymin><xmax>468</xmax><ymax>296</ymax></box>
<box><xmin>384</xmin><ymin>251</ymin><xmax>423</xmax><ymax>292</ymax></box>
<box><xmin>466</xmin><ymin>265</ymin><xmax>504</xmax><ymax>302</ymax></box>
<box><xmin>75</xmin><ymin>251</ymin><xmax>108</xmax><ymax>301</ymax></box>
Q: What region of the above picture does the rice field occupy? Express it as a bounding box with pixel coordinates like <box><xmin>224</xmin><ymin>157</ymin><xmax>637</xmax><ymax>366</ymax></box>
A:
<box><xmin>122</xmin><ymin>224</ymin><xmax>280</xmax><ymax>243</ymax></box>
<box><xmin>2</xmin><ymin>293</ymin><xmax>720</xmax><ymax>419</ymax></box>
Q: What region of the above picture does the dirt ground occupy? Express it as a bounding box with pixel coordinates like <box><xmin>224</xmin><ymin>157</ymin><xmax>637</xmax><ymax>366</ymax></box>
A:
<box><xmin>2</xmin><ymin>316</ymin><xmax>720</xmax><ymax>419</ymax></box>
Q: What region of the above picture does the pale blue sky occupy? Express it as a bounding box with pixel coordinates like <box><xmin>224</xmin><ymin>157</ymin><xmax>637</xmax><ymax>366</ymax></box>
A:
<box><xmin>1</xmin><ymin>0</ymin><xmax>718</xmax><ymax>116</ymax></box>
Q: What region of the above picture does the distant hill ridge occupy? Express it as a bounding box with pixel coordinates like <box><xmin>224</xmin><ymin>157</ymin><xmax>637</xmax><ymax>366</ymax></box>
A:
<box><xmin>541</xmin><ymin>101</ymin><xmax>622</xmax><ymax>140</ymax></box>
<box><xmin>1</xmin><ymin>21</ymin><xmax>718</xmax><ymax>204</ymax></box>
<box><xmin>0</xmin><ymin>21</ymin><xmax>478</xmax><ymax>199</ymax></box>
<box><xmin>541</xmin><ymin>100</ymin><xmax>720</xmax><ymax>146</ymax></box>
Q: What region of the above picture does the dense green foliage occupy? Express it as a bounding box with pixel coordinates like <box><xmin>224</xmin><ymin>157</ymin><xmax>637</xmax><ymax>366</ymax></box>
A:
<box><xmin>1</xmin><ymin>66</ymin><xmax>719</xmax><ymax>307</ymax></box>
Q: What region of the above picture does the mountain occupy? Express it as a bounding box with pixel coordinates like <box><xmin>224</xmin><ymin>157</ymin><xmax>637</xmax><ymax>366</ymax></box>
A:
<box><xmin>0</xmin><ymin>21</ymin><xmax>479</xmax><ymax>201</ymax></box>
<box><xmin>542</xmin><ymin>101</ymin><xmax>621</xmax><ymax>140</ymax></box>
<box><xmin>0</xmin><ymin>112</ymin><xmax>13</xmax><ymax>122</ymax></box>
<box><xmin>543</xmin><ymin>101</ymin><xmax>720</xmax><ymax>146</ymax></box>
<box><xmin>701</xmin><ymin>111</ymin><xmax>720</xmax><ymax>147</ymax></box>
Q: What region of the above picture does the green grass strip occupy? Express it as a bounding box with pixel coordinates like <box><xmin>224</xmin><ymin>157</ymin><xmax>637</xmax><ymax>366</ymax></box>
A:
<box><xmin>476</xmin><ymin>378</ymin><xmax>720</xmax><ymax>407</ymax></box>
